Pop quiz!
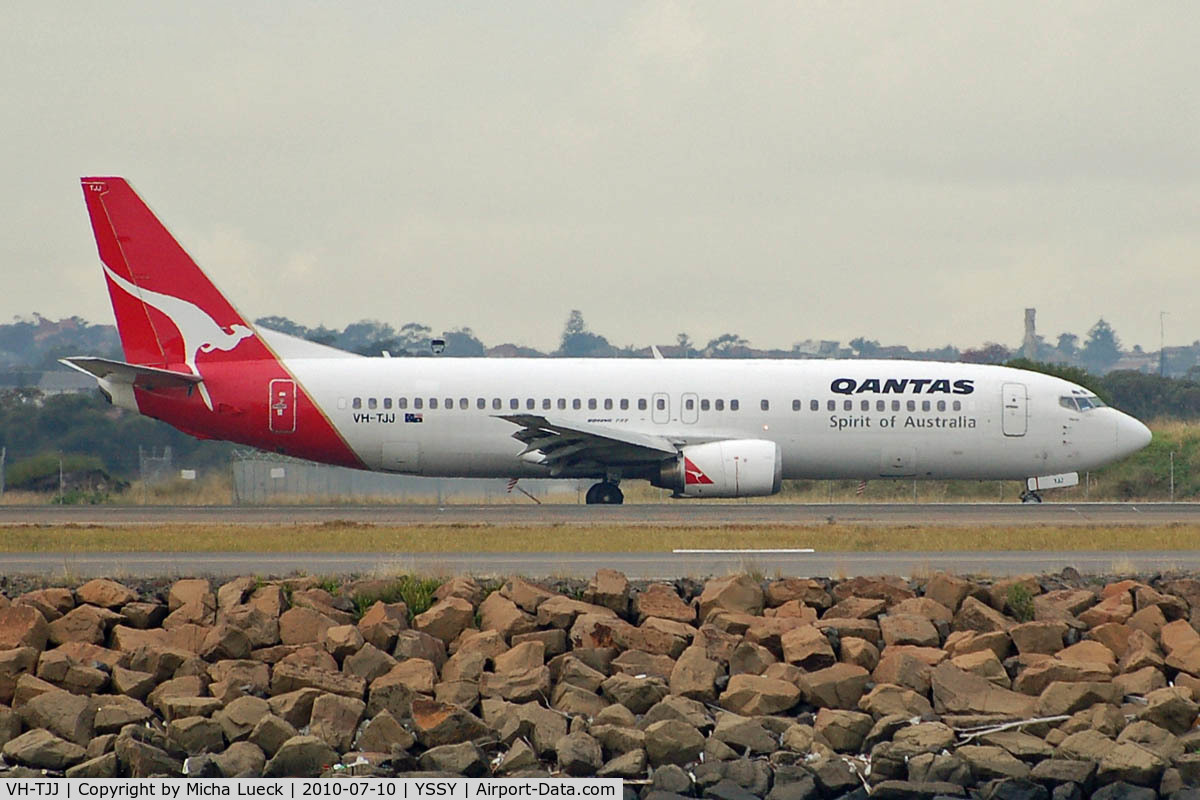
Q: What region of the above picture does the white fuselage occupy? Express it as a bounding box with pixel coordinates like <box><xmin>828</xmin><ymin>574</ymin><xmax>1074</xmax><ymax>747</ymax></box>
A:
<box><xmin>283</xmin><ymin>356</ymin><xmax>1149</xmax><ymax>482</ymax></box>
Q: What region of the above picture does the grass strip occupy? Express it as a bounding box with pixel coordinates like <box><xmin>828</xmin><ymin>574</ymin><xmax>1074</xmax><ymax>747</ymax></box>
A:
<box><xmin>0</xmin><ymin>522</ymin><xmax>1197</xmax><ymax>553</ymax></box>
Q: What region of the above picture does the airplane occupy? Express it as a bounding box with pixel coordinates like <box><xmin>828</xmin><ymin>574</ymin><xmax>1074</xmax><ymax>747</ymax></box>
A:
<box><xmin>63</xmin><ymin>177</ymin><xmax>1152</xmax><ymax>505</ymax></box>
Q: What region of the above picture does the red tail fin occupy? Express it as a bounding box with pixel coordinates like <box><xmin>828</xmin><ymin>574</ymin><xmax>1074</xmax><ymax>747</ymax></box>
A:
<box><xmin>80</xmin><ymin>178</ymin><xmax>257</xmax><ymax>371</ymax></box>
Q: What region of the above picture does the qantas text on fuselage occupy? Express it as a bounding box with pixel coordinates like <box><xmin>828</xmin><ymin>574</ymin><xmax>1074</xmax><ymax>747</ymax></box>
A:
<box><xmin>62</xmin><ymin>177</ymin><xmax>1152</xmax><ymax>505</ymax></box>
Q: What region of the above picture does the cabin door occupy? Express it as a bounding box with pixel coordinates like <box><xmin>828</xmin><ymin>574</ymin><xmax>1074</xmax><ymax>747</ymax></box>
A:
<box><xmin>269</xmin><ymin>379</ymin><xmax>296</xmax><ymax>433</ymax></box>
<box><xmin>1002</xmin><ymin>383</ymin><xmax>1028</xmax><ymax>437</ymax></box>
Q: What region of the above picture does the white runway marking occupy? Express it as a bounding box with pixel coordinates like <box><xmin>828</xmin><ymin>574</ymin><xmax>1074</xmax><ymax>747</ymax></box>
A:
<box><xmin>672</xmin><ymin>548</ymin><xmax>816</xmax><ymax>554</ymax></box>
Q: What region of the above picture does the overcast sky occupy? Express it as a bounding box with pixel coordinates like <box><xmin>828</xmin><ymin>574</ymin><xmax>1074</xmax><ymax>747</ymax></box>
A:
<box><xmin>3</xmin><ymin>2</ymin><xmax>1197</xmax><ymax>353</ymax></box>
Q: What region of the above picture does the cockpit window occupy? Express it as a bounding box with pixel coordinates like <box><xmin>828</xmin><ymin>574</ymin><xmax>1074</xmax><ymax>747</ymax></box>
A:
<box><xmin>1061</xmin><ymin>394</ymin><xmax>1106</xmax><ymax>412</ymax></box>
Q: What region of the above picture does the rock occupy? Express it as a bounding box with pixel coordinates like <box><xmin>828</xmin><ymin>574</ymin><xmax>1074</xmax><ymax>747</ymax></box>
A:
<box><xmin>801</xmin><ymin>663</ymin><xmax>870</xmax><ymax>709</ymax></box>
<box><xmin>813</xmin><ymin>708</ymin><xmax>873</xmax><ymax>752</ymax></box>
<box><xmin>583</xmin><ymin>570</ymin><xmax>631</xmax><ymax>615</ymax></box>
<box><xmin>510</xmin><ymin>628</ymin><xmax>568</xmax><ymax>657</ymax></box>
<box><xmin>1136</xmin><ymin>686</ymin><xmax>1199</xmax><ymax>735</ymax></box>
<box><xmin>597</xmin><ymin>748</ymin><xmax>646</xmax><ymax>778</ymax></box>
<box><xmin>1096</xmin><ymin>741</ymin><xmax>1167</xmax><ymax>786</ymax></box>
<box><xmin>1010</xmin><ymin>621</ymin><xmax>1067</xmax><ymax>655</ymax></box>
<box><xmin>0</xmin><ymin>647</ymin><xmax>38</xmax><ymax>704</ymax></box>
<box><xmin>356</xmin><ymin>601</ymin><xmax>407</xmax><ymax>651</ymax></box>
<box><xmin>92</xmin><ymin>695</ymin><xmax>155</xmax><ymax>733</ymax></box>
<box><xmin>840</xmin><ymin>637</ymin><xmax>880</xmax><ymax>671</ymax></box>
<box><xmin>355</xmin><ymin>709</ymin><xmax>414</xmax><ymax>754</ymax></box>
<box><xmin>644</xmin><ymin>719</ymin><xmax>704</xmax><ymax>766</ymax></box>
<box><xmin>0</xmin><ymin>606</ymin><xmax>49</xmax><ymax>652</ymax></box>
<box><xmin>267</xmin><ymin>688</ymin><xmax>321</xmax><ymax>728</ymax></box>
<box><xmin>66</xmin><ymin>751</ymin><xmax>120</xmax><ymax>778</ymax></box>
<box><xmin>1057</xmin><ymin>729</ymin><xmax>1117</xmax><ymax>762</ymax></box>
<box><xmin>309</xmin><ymin>693</ymin><xmax>365</xmax><ymax>752</ymax></box>
<box><xmin>2</xmin><ymin>728</ymin><xmax>86</xmax><ymax>769</ymax></box>
<box><xmin>636</xmin><ymin>584</ymin><xmax>698</xmax><ymax>624</ymax></box>
<box><xmin>557</xmin><ymin>731</ymin><xmax>603</xmax><ymax>776</ymax></box>
<box><xmin>494</xmin><ymin>641</ymin><xmax>546</xmax><ymax>674</ymax></box>
<box><xmin>932</xmin><ymin>663</ymin><xmax>1036</xmax><ymax>718</ymax></box>
<box><xmin>419</xmin><ymin>741</ymin><xmax>488</xmax><ymax>777</ymax></box>
<box><xmin>480</xmin><ymin>665</ymin><xmax>551</xmax><ymax>703</ymax></box>
<box><xmin>1036</xmin><ymin>681</ymin><xmax>1121</xmax><ymax>716</ymax></box>
<box><xmin>1012</xmin><ymin>658</ymin><xmax>1114</xmax><ymax>696</ymax></box>
<box><xmin>858</xmin><ymin>683</ymin><xmax>933</xmax><ymax>718</ymax></box>
<box><xmin>121</xmin><ymin>602</ymin><xmax>167</xmax><ymax>630</ymax></box>
<box><xmin>642</xmin><ymin>695</ymin><xmax>713</xmax><ymax>731</ymax></box>
<box><xmin>213</xmin><ymin>696</ymin><xmax>270</xmax><ymax>742</ymax></box>
<box><xmin>432</xmin><ymin>576</ymin><xmax>484</xmax><ymax>607</ymax></box>
<box><xmin>270</xmin><ymin>661</ymin><xmax>365</xmax><ymax>699</ymax></box>
<box><xmin>780</xmin><ymin>625</ymin><xmax>836</xmax><ymax>669</ymax></box>
<box><xmin>697</xmin><ymin>575</ymin><xmax>764</xmax><ymax>621</ymax></box>
<box><xmin>719</xmin><ymin>673</ymin><xmax>800</xmax><ymax>715</ymax></box>
<box><xmin>892</xmin><ymin>722</ymin><xmax>956</xmax><ymax>757</ymax></box>
<box><xmin>19</xmin><ymin>688</ymin><xmax>94</xmax><ymax>744</ymax></box>
<box><xmin>249</xmin><ymin>714</ymin><xmax>297</xmax><ymax>758</ymax></box>
<box><xmin>263</xmin><ymin>735</ymin><xmax>338</xmax><ymax>777</ymax></box>
<box><xmin>414</xmin><ymin>597</ymin><xmax>475</xmax><ymax>644</ymax></box>
<box><xmin>602</xmin><ymin>672</ymin><xmax>669</xmax><ymax>713</ymax></box>
<box><xmin>278</xmin><ymin>607</ymin><xmax>336</xmax><ymax>646</ymax></box>
<box><xmin>710</xmin><ymin>712</ymin><xmax>776</xmax><ymax>754</ymax></box>
<box><xmin>729</xmin><ymin>641</ymin><xmax>776</xmax><ymax>675</ymax></box>
<box><xmin>951</xmin><ymin>649</ymin><xmax>1010</xmax><ymax>687</ymax></box>
<box><xmin>410</xmin><ymin>697</ymin><xmax>490</xmax><ymax>747</ymax></box>
<box><xmin>957</xmin><ymin>745</ymin><xmax>1031</xmax><ymax>781</ymax></box>
<box><xmin>954</xmin><ymin>596</ymin><xmax>1013</xmax><ymax>633</ymax></box>
<box><xmin>824</xmin><ymin>595</ymin><xmax>888</xmax><ymax>620</ymax></box>
<box><xmin>880</xmin><ymin>614</ymin><xmax>941</xmax><ymax>648</ymax></box>
<box><xmin>925</xmin><ymin>573</ymin><xmax>975</xmax><ymax>612</ymax></box>
<box><xmin>77</xmin><ymin>579</ymin><xmax>138</xmax><ymax>609</ymax></box>
<box><xmin>478</xmin><ymin>593</ymin><xmax>538</xmax><ymax>640</ymax></box>
<box><xmin>167</xmin><ymin>716</ymin><xmax>224</xmax><ymax>754</ymax></box>
<box><xmin>211</xmin><ymin>741</ymin><xmax>266</xmax><ymax>777</ymax></box>
<box><xmin>670</xmin><ymin>645</ymin><xmax>722</xmax><ymax>701</ymax></box>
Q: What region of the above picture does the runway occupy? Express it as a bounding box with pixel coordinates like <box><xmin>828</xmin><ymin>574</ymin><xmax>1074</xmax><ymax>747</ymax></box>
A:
<box><xmin>1</xmin><ymin>549</ymin><xmax>1197</xmax><ymax>580</ymax></box>
<box><xmin>2</xmin><ymin>502</ymin><xmax>1199</xmax><ymax>527</ymax></box>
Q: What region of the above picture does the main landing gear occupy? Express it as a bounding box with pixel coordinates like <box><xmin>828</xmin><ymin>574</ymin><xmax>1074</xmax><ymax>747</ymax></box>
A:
<box><xmin>585</xmin><ymin>481</ymin><xmax>624</xmax><ymax>505</ymax></box>
<box><xmin>1020</xmin><ymin>490</ymin><xmax>1043</xmax><ymax>504</ymax></box>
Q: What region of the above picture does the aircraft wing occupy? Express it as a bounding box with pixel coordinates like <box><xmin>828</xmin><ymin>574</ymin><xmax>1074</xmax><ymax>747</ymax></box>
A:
<box><xmin>498</xmin><ymin>414</ymin><xmax>678</xmax><ymax>475</ymax></box>
<box><xmin>59</xmin><ymin>357</ymin><xmax>202</xmax><ymax>391</ymax></box>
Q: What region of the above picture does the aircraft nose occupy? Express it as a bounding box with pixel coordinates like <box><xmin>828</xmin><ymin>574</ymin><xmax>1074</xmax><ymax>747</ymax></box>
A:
<box><xmin>1115</xmin><ymin>413</ymin><xmax>1152</xmax><ymax>455</ymax></box>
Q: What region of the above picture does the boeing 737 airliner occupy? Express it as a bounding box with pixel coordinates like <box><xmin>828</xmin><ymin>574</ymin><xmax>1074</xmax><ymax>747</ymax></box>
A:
<box><xmin>64</xmin><ymin>178</ymin><xmax>1152</xmax><ymax>504</ymax></box>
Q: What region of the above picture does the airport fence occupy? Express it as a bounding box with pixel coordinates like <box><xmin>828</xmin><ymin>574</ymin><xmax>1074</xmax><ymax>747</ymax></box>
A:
<box><xmin>228</xmin><ymin>449</ymin><xmax>578</xmax><ymax>504</ymax></box>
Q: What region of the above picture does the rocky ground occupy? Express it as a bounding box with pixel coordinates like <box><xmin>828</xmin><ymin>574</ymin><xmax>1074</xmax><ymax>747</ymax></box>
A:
<box><xmin>0</xmin><ymin>568</ymin><xmax>1198</xmax><ymax>800</ymax></box>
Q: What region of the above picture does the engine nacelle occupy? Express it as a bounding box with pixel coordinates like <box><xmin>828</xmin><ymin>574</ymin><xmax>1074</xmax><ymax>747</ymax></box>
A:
<box><xmin>653</xmin><ymin>439</ymin><xmax>783</xmax><ymax>498</ymax></box>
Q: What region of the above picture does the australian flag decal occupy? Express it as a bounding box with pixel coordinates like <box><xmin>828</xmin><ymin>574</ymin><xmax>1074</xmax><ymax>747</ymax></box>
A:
<box><xmin>405</xmin><ymin>413</ymin><xmax>423</xmax><ymax>423</ymax></box>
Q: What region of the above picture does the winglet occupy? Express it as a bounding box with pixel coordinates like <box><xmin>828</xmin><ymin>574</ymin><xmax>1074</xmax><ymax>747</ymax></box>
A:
<box><xmin>650</xmin><ymin>345</ymin><xmax>665</xmax><ymax>360</ymax></box>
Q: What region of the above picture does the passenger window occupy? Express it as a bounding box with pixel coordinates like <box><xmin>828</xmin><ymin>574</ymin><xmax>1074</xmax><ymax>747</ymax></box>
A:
<box><xmin>730</xmin><ymin>399</ymin><xmax>739</xmax><ymax>411</ymax></box>
<box><xmin>876</xmin><ymin>400</ymin><xmax>885</xmax><ymax>412</ymax></box>
<box><xmin>415</xmin><ymin>398</ymin><xmax>424</xmax><ymax>409</ymax></box>
<box><xmin>921</xmin><ymin>400</ymin><xmax>931</xmax><ymax>412</ymax></box>
<box><xmin>429</xmin><ymin>398</ymin><xmax>438</xmax><ymax>409</ymax></box>
<box><xmin>383</xmin><ymin>398</ymin><xmax>392</xmax><ymax>410</ymax></box>
<box><xmin>906</xmin><ymin>400</ymin><xmax>916</xmax><ymax>412</ymax></box>
<box><xmin>588</xmin><ymin>399</ymin><xmax>597</xmax><ymax>410</ymax></box>
<box><xmin>843</xmin><ymin>399</ymin><xmax>852</xmax><ymax>411</ymax></box>
<box><xmin>810</xmin><ymin>400</ymin><xmax>819</xmax><ymax>411</ymax></box>
<box><xmin>398</xmin><ymin>398</ymin><xmax>408</xmax><ymax>409</ymax></box>
<box><xmin>510</xmin><ymin>398</ymin><xmax>519</xmax><ymax>410</ymax></box>
<box><xmin>445</xmin><ymin>398</ymin><xmax>453</xmax><ymax>409</ymax></box>
<box><xmin>892</xmin><ymin>400</ymin><xmax>901</xmax><ymax>412</ymax></box>
<box><xmin>573</xmin><ymin>399</ymin><xmax>582</xmax><ymax>410</ymax></box>
<box><xmin>936</xmin><ymin>400</ymin><xmax>946</xmax><ymax>412</ymax></box>
<box><xmin>368</xmin><ymin>398</ymin><xmax>377</xmax><ymax>410</ymax></box>
<box><xmin>604</xmin><ymin>398</ymin><xmax>613</xmax><ymax>410</ymax></box>
<box><xmin>701</xmin><ymin>399</ymin><xmax>710</xmax><ymax>411</ymax></box>
<box><xmin>656</xmin><ymin>398</ymin><xmax>666</xmax><ymax>411</ymax></box>
<box><xmin>620</xmin><ymin>399</ymin><xmax>629</xmax><ymax>410</ymax></box>
<box><xmin>352</xmin><ymin>397</ymin><xmax>362</xmax><ymax>410</ymax></box>
<box><xmin>715</xmin><ymin>399</ymin><xmax>724</xmax><ymax>411</ymax></box>
<box><xmin>685</xmin><ymin>398</ymin><xmax>694</xmax><ymax>410</ymax></box>
<box><xmin>492</xmin><ymin>398</ymin><xmax>502</xmax><ymax>410</ymax></box>
<box><xmin>558</xmin><ymin>398</ymin><xmax>566</xmax><ymax>410</ymax></box>
<box><xmin>953</xmin><ymin>400</ymin><xmax>962</xmax><ymax>411</ymax></box>
<box><xmin>337</xmin><ymin>398</ymin><xmax>347</xmax><ymax>410</ymax></box>
<box><xmin>827</xmin><ymin>399</ymin><xmax>836</xmax><ymax>412</ymax></box>
<box><xmin>477</xmin><ymin>398</ymin><xmax>486</xmax><ymax>409</ymax></box>
<box><xmin>792</xmin><ymin>399</ymin><xmax>801</xmax><ymax>411</ymax></box>
<box><xmin>860</xmin><ymin>400</ymin><xmax>870</xmax><ymax>411</ymax></box>
<box><xmin>638</xmin><ymin>399</ymin><xmax>648</xmax><ymax>411</ymax></box>
<box><xmin>542</xmin><ymin>398</ymin><xmax>551</xmax><ymax>410</ymax></box>
<box><xmin>761</xmin><ymin>399</ymin><xmax>770</xmax><ymax>411</ymax></box>
<box><xmin>526</xmin><ymin>398</ymin><xmax>535</xmax><ymax>410</ymax></box>
<box><xmin>460</xmin><ymin>398</ymin><xmax>468</xmax><ymax>409</ymax></box>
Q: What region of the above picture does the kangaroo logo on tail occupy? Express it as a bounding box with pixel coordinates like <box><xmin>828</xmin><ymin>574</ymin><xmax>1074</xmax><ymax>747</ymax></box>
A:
<box><xmin>102</xmin><ymin>263</ymin><xmax>254</xmax><ymax>410</ymax></box>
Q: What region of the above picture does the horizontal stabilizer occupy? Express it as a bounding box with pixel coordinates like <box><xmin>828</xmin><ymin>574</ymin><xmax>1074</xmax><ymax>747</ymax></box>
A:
<box><xmin>59</xmin><ymin>356</ymin><xmax>202</xmax><ymax>390</ymax></box>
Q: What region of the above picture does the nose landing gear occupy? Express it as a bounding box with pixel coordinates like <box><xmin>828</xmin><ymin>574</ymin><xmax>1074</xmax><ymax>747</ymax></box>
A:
<box><xmin>585</xmin><ymin>481</ymin><xmax>624</xmax><ymax>505</ymax></box>
<box><xmin>1020</xmin><ymin>490</ymin><xmax>1043</xmax><ymax>503</ymax></box>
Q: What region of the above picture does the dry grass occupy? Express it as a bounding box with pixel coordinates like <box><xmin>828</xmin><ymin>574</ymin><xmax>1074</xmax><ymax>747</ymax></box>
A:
<box><xmin>0</xmin><ymin>521</ymin><xmax>1196</xmax><ymax>553</ymax></box>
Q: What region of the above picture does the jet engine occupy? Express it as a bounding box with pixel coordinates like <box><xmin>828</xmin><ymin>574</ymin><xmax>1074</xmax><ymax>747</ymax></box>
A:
<box><xmin>653</xmin><ymin>439</ymin><xmax>783</xmax><ymax>498</ymax></box>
